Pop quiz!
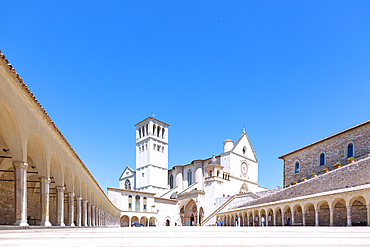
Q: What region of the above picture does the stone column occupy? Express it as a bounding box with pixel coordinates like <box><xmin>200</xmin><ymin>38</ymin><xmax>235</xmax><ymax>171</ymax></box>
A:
<box><xmin>96</xmin><ymin>207</ymin><xmax>99</xmax><ymax>226</ymax></box>
<box><xmin>91</xmin><ymin>205</ymin><xmax>95</xmax><ymax>227</ymax></box>
<box><xmin>315</xmin><ymin>209</ymin><xmax>319</xmax><ymax>227</ymax></box>
<box><xmin>39</xmin><ymin>177</ymin><xmax>52</xmax><ymax>226</ymax></box>
<box><xmin>76</xmin><ymin>196</ymin><xmax>82</xmax><ymax>226</ymax></box>
<box><xmin>56</xmin><ymin>187</ymin><xmax>65</xmax><ymax>226</ymax></box>
<box><xmin>273</xmin><ymin>213</ymin><xmax>276</xmax><ymax>226</ymax></box>
<box><xmin>13</xmin><ymin>161</ymin><xmax>29</xmax><ymax>226</ymax></box>
<box><xmin>87</xmin><ymin>202</ymin><xmax>92</xmax><ymax>226</ymax></box>
<box><xmin>282</xmin><ymin>211</ymin><xmax>285</xmax><ymax>226</ymax></box>
<box><xmin>82</xmin><ymin>200</ymin><xmax>87</xmax><ymax>226</ymax></box>
<box><xmin>247</xmin><ymin>215</ymin><xmax>250</xmax><ymax>227</ymax></box>
<box><xmin>346</xmin><ymin>206</ymin><xmax>352</xmax><ymax>226</ymax></box>
<box><xmin>129</xmin><ymin>218</ymin><xmax>131</xmax><ymax>227</ymax></box>
<box><xmin>302</xmin><ymin>211</ymin><xmax>306</xmax><ymax>226</ymax></box>
<box><xmin>367</xmin><ymin>205</ymin><xmax>370</xmax><ymax>226</ymax></box>
<box><xmin>67</xmin><ymin>192</ymin><xmax>75</xmax><ymax>226</ymax></box>
<box><xmin>329</xmin><ymin>207</ymin><xmax>334</xmax><ymax>226</ymax></box>
<box><xmin>292</xmin><ymin>212</ymin><xmax>295</xmax><ymax>226</ymax></box>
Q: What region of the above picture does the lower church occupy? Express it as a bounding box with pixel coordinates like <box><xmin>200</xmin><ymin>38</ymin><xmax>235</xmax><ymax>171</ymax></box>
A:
<box><xmin>107</xmin><ymin>117</ymin><xmax>266</xmax><ymax>226</ymax></box>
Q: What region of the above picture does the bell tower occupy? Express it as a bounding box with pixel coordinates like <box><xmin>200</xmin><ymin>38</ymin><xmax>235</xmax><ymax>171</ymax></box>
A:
<box><xmin>135</xmin><ymin>117</ymin><xmax>169</xmax><ymax>195</ymax></box>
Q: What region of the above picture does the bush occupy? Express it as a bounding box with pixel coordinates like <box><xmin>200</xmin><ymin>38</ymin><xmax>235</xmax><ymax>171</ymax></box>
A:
<box><xmin>347</xmin><ymin>157</ymin><xmax>354</xmax><ymax>161</ymax></box>
<box><xmin>334</xmin><ymin>162</ymin><xmax>341</xmax><ymax>167</ymax></box>
<box><xmin>301</xmin><ymin>177</ymin><xmax>307</xmax><ymax>180</ymax></box>
<box><xmin>311</xmin><ymin>173</ymin><xmax>316</xmax><ymax>176</ymax></box>
<box><xmin>322</xmin><ymin>168</ymin><xmax>328</xmax><ymax>172</ymax></box>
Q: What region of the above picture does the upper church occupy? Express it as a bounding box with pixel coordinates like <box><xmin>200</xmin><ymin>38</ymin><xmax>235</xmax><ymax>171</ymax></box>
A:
<box><xmin>109</xmin><ymin>116</ymin><xmax>266</xmax><ymax>226</ymax></box>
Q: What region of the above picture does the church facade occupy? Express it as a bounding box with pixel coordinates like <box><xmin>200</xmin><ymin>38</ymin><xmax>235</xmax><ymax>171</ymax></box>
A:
<box><xmin>108</xmin><ymin>117</ymin><xmax>266</xmax><ymax>226</ymax></box>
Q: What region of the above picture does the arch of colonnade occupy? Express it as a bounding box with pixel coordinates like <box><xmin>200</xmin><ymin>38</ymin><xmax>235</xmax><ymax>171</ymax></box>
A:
<box><xmin>0</xmin><ymin>52</ymin><xmax>120</xmax><ymax>226</ymax></box>
<box><xmin>217</xmin><ymin>190</ymin><xmax>370</xmax><ymax>227</ymax></box>
<box><xmin>120</xmin><ymin>215</ymin><xmax>157</xmax><ymax>227</ymax></box>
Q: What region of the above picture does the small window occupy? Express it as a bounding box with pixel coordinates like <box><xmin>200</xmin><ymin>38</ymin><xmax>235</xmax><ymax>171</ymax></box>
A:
<box><xmin>209</xmin><ymin>170</ymin><xmax>212</xmax><ymax>177</ymax></box>
<box><xmin>135</xmin><ymin>195</ymin><xmax>140</xmax><ymax>212</ymax></box>
<box><xmin>154</xmin><ymin>144</ymin><xmax>156</xmax><ymax>150</ymax></box>
<box><xmin>157</xmin><ymin>145</ymin><xmax>160</xmax><ymax>151</ymax></box>
<box><xmin>319</xmin><ymin>153</ymin><xmax>325</xmax><ymax>166</ymax></box>
<box><xmin>295</xmin><ymin>162</ymin><xmax>300</xmax><ymax>174</ymax></box>
<box><xmin>162</xmin><ymin>128</ymin><xmax>165</xmax><ymax>139</ymax></box>
<box><xmin>153</xmin><ymin>124</ymin><xmax>156</xmax><ymax>135</ymax></box>
<box><xmin>162</xmin><ymin>147</ymin><xmax>164</xmax><ymax>153</ymax></box>
<box><xmin>128</xmin><ymin>195</ymin><xmax>132</xmax><ymax>211</ymax></box>
<box><xmin>157</xmin><ymin>126</ymin><xmax>160</xmax><ymax>137</ymax></box>
<box><xmin>142</xmin><ymin>173</ymin><xmax>144</xmax><ymax>177</ymax></box>
<box><xmin>139</xmin><ymin>129</ymin><xmax>141</xmax><ymax>138</ymax></box>
<box><xmin>169</xmin><ymin>175</ymin><xmax>173</xmax><ymax>189</ymax></box>
<box><xmin>187</xmin><ymin>170</ymin><xmax>192</xmax><ymax>186</ymax></box>
<box><xmin>145</xmin><ymin>144</ymin><xmax>148</xmax><ymax>150</ymax></box>
<box><xmin>243</xmin><ymin>146</ymin><xmax>246</xmax><ymax>155</ymax></box>
<box><xmin>143</xmin><ymin>197</ymin><xmax>147</xmax><ymax>212</ymax></box>
<box><xmin>347</xmin><ymin>143</ymin><xmax>354</xmax><ymax>158</ymax></box>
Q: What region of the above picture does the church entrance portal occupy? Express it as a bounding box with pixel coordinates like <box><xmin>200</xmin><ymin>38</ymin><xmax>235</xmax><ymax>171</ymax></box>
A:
<box><xmin>181</xmin><ymin>200</ymin><xmax>198</xmax><ymax>226</ymax></box>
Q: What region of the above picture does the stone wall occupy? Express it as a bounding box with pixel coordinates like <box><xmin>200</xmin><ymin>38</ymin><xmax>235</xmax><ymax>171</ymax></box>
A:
<box><xmin>0</xmin><ymin>170</ymin><xmax>15</xmax><ymax>225</ymax></box>
<box><xmin>237</xmin><ymin>157</ymin><xmax>370</xmax><ymax>209</ymax></box>
<box><xmin>105</xmin><ymin>212</ymin><xmax>120</xmax><ymax>226</ymax></box>
<box><xmin>282</xmin><ymin>123</ymin><xmax>370</xmax><ymax>187</ymax></box>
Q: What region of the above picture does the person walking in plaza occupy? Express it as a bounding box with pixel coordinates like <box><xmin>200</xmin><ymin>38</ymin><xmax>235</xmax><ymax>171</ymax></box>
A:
<box><xmin>261</xmin><ymin>216</ymin><xmax>265</xmax><ymax>226</ymax></box>
<box><xmin>286</xmin><ymin>216</ymin><xmax>290</xmax><ymax>226</ymax></box>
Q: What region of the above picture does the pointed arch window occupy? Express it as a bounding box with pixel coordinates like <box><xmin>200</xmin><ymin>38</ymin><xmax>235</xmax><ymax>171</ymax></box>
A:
<box><xmin>125</xmin><ymin>179</ymin><xmax>131</xmax><ymax>190</ymax></box>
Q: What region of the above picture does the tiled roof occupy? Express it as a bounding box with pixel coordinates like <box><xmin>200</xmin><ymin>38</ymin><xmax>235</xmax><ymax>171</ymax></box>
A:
<box><xmin>0</xmin><ymin>50</ymin><xmax>113</xmax><ymax>206</ymax></box>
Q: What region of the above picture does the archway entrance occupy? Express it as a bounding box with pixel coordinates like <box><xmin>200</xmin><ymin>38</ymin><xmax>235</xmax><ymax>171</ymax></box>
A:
<box><xmin>166</xmin><ymin>219</ymin><xmax>170</xmax><ymax>226</ymax></box>
<box><xmin>182</xmin><ymin>200</ymin><xmax>197</xmax><ymax>226</ymax></box>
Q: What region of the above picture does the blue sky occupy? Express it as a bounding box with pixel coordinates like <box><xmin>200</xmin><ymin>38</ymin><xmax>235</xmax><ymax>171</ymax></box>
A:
<box><xmin>1</xmin><ymin>1</ymin><xmax>370</xmax><ymax>192</ymax></box>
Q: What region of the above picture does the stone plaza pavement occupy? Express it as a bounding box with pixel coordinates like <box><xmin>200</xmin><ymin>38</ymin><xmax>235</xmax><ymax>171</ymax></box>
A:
<box><xmin>0</xmin><ymin>226</ymin><xmax>370</xmax><ymax>247</ymax></box>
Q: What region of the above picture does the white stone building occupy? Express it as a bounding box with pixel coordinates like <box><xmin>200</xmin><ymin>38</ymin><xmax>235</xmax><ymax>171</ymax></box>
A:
<box><xmin>108</xmin><ymin>117</ymin><xmax>266</xmax><ymax>227</ymax></box>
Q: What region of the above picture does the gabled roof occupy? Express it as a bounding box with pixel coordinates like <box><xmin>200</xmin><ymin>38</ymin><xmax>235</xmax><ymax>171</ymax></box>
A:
<box><xmin>119</xmin><ymin>166</ymin><xmax>135</xmax><ymax>180</ymax></box>
<box><xmin>279</xmin><ymin>119</ymin><xmax>370</xmax><ymax>159</ymax></box>
<box><xmin>231</xmin><ymin>129</ymin><xmax>258</xmax><ymax>162</ymax></box>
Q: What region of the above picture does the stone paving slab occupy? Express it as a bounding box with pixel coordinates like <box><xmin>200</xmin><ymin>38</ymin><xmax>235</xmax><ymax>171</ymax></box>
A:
<box><xmin>0</xmin><ymin>226</ymin><xmax>369</xmax><ymax>246</ymax></box>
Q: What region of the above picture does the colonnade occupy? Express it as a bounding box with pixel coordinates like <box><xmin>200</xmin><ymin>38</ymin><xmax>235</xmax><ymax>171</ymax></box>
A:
<box><xmin>218</xmin><ymin>188</ymin><xmax>370</xmax><ymax>227</ymax></box>
<box><xmin>12</xmin><ymin>163</ymin><xmax>108</xmax><ymax>227</ymax></box>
